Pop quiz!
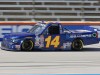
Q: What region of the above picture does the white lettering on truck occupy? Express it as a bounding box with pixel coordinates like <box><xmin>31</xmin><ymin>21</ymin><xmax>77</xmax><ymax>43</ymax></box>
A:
<box><xmin>0</xmin><ymin>25</ymin><xmax>32</xmax><ymax>38</ymax></box>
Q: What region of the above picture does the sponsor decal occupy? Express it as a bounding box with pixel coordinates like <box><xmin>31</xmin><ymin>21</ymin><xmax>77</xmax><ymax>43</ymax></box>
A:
<box><xmin>63</xmin><ymin>42</ymin><xmax>71</xmax><ymax>49</ymax></box>
<box><xmin>35</xmin><ymin>35</ymin><xmax>44</xmax><ymax>48</ymax></box>
<box><xmin>35</xmin><ymin>35</ymin><xmax>40</xmax><ymax>46</ymax></box>
<box><xmin>70</xmin><ymin>34</ymin><xmax>92</xmax><ymax>38</ymax></box>
<box><xmin>15</xmin><ymin>45</ymin><xmax>20</xmax><ymax>49</ymax></box>
<box><xmin>92</xmin><ymin>33</ymin><xmax>97</xmax><ymax>37</ymax></box>
<box><xmin>39</xmin><ymin>35</ymin><xmax>44</xmax><ymax>48</ymax></box>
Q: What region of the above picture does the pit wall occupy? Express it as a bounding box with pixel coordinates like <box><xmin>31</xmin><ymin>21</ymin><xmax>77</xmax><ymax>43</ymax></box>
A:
<box><xmin>0</xmin><ymin>21</ymin><xmax>100</xmax><ymax>41</ymax></box>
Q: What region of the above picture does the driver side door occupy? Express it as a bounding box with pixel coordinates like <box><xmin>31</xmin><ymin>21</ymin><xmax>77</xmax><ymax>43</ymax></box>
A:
<box><xmin>43</xmin><ymin>24</ymin><xmax>66</xmax><ymax>50</ymax></box>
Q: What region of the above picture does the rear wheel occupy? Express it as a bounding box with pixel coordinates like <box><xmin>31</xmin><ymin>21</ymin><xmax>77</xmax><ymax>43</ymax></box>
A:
<box><xmin>71</xmin><ymin>39</ymin><xmax>83</xmax><ymax>51</ymax></box>
<box><xmin>21</xmin><ymin>39</ymin><xmax>34</xmax><ymax>51</ymax></box>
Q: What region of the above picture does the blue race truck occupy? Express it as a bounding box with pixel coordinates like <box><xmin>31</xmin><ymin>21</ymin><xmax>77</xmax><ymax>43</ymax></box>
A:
<box><xmin>1</xmin><ymin>22</ymin><xmax>99</xmax><ymax>51</ymax></box>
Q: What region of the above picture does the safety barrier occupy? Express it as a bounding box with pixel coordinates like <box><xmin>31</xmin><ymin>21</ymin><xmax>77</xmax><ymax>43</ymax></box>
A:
<box><xmin>0</xmin><ymin>21</ymin><xmax>100</xmax><ymax>25</ymax></box>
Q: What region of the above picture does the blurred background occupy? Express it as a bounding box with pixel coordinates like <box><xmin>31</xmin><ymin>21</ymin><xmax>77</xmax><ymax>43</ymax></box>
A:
<box><xmin>0</xmin><ymin>0</ymin><xmax>100</xmax><ymax>21</ymax></box>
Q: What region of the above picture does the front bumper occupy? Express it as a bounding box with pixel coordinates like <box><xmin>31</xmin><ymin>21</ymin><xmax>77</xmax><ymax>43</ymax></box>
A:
<box><xmin>1</xmin><ymin>41</ymin><xmax>21</xmax><ymax>51</ymax></box>
<box><xmin>1</xmin><ymin>46</ymin><xmax>14</xmax><ymax>51</ymax></box>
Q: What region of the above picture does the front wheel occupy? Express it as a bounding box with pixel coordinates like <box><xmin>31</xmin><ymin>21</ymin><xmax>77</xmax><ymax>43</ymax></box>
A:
<box><xmin>21</xmin><ymin>39</ymin><xmax>34</xmax><ymax>51</ymax></box>
<box><xmin>71</xmin><ymin>39</ymin><xmax>83</xmax><ymax>51</ymax></box>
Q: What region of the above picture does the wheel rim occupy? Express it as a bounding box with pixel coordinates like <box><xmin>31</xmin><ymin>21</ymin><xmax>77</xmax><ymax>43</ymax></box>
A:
<box><xmin>72</xmin><ymin>40</ymin><xmax>83</xmax><ymax>50</ymax></box>
<box><xmin>22</xmin><ymin>40</ymin><xmax>33</xmax><ymax>50</ymax></box>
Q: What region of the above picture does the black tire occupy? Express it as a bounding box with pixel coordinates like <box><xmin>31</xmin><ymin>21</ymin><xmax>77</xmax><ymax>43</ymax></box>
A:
<box><xmin>21</xmin><ymin>39</ymin><xmax>34</xmax><ymax>51</ymax></box>
<box><xmin>71</xmin><ymin>39</ymin><xmax>83</xmax><ymax>51</ymax></box>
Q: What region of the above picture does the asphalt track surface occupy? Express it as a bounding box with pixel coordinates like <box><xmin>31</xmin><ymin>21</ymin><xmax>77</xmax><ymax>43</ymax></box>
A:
<box><xmin>0</xmin><ymin>43</ymin><xmax>100</xmax><ymax>74</ymax></box>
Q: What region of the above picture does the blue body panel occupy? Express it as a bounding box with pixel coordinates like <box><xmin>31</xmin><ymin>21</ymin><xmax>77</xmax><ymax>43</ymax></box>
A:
<box><xmin>1</xmin><ymin>22</ymin><xmax>99</xmax><ymax>51</ymax></box>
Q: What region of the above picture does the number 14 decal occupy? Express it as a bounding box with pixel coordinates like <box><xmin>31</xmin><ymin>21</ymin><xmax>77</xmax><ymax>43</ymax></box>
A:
<box><xmin>45</xmin><ymin>36</ymin><xmax>60</xmax><ymax>48</ymax></box>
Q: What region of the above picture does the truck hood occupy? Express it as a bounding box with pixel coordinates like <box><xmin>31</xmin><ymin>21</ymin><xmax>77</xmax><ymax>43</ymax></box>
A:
<box><xmin>4</xmin><ymin>32</ymin><xmax>35</xmax><ymax>38</ymax></box>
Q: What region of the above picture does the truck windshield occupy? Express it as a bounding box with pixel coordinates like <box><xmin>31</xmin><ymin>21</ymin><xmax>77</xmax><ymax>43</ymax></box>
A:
<box><xmin>28</xmin><ymin>23</ymin><xmax>46</xmax><ymax>35</ymax></box>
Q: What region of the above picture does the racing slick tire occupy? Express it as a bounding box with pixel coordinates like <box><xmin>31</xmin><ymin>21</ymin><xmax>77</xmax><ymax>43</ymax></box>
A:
<box><xmin>71</xmin><ymin>39</ymin><xmax>83</xmax><ymax>51</ymax></box>
<box><xmin>21</xmin><ymin>39</ymin><xmax>34</xmax><ymax>51</ymax></box>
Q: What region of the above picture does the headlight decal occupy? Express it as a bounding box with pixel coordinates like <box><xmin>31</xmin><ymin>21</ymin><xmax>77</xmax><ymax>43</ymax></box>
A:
<box><xmin>11</xmin><ymin>39</ymin><xmax>20</xmax><ymax>43</ymax></box>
